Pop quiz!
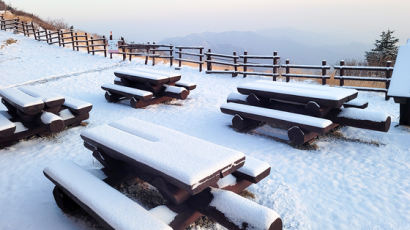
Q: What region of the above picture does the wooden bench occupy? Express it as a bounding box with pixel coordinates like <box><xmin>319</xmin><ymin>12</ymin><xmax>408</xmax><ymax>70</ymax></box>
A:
<box><xmin>0</xmin><ymin>113</ymin><xmax>16</xmax><ymax>137</ymax></box>
<box><xmin>19</xmin><ymin>87</ymin><xmax>65</xmax><ymax>113</ymax></box>
<box><xmin>114</xmin><ymin>69</ymin><xmax>181</xmax><ymax>85</ymax></box>
<box><xmin>0</xmin><ymin>87</ymin><xmax>44</xmax><ymax>115</ymax></box>
<box><xmin>221</xmin><ymin>102</ymin><xmax>335</xmax><ymax>145</ymax></box>
<box><xmin>44</xmin><ymin>161</ymin><xmax>172</xmax><ymax>230</ymax></box>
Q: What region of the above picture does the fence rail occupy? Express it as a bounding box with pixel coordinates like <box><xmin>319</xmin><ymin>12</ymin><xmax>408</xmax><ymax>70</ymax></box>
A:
<box><xmin>0</xmin><ymin>15</ymin><xmax>395</xmax><ymax>99</ymax></box>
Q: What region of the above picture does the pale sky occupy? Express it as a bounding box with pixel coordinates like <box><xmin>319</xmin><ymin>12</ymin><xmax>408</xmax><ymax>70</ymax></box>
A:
<box><xmin>4</xmin><ymin>0</ymin><xmax>410</xmax><ymax>43</ymax></box>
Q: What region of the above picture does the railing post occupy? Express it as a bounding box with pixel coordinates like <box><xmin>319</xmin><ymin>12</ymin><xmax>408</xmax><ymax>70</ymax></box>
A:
<box><xmin>243</xmin><ymin>51</ymin><xmax>248</xmax><ymax>78</ymax></box>
<box><xmin>285</xmin><ymin>59</ymin><xmax>290</xmax><ymax>82</ymax></box>
<box><xmin>169</xmin><ymin>45</ymin><xmax>174</xmax><ymax>66</ymax></box>
<box><xmin>58</xmin><ymin>30</ymin><xmax>62</xmax><ymax>46</ymax></box>
<box><xmin>233</xmin><ymin>51</ymin><xmax>238</xmax><ymax>77</ymax></box>
<box><xmin>31</xmin><ymin>22</ymin><xmax>36</xmax><ymax>40</ymax></box>
<box><xmin>121</xmin><ymin>37</ymin><xmax>126</xmax><ymax>61</ymax></box>
<box><xmin>22</xmin><ymin>21</ymin><xmax>26</xmax><ymax>36</ymax></box>
<box><xmin>199</xmin><ymin>48</ymin><xmax>203</xmax><ymax>72</ymax></box>
<box><xmin>109</xmin><ymin>33</ymin><xmax>113</xmax><ymax>59</ymax></box>
<box><xmin>103</xmin><ymin>35</ymin><xmax>107</xmax><ymax>57</ymax></box>
<box><xmin>61</xmin><ymin>30</ymin><xmax>65</xmax><ymax>47</ymax></box>
<box><xmin>322</xmin><ymin>60</ymin><xmax>327</xmax><ymax>85</ymax></box>
<box><xmin>152</xmin><ymin>42</ymin><xmax>156</xmax><ymax>66</ymax></box>
<box><xmin>90</xmin><ymin>36</ymin><xmax>95</xmax><ymax>55</ymax></box>
<box><xmin>85</xmin><ymin>33</ymin><xmax>90</xmax><ymax>54</ymax></box>
<box><xmin>178</xmin><ymin>47</ymin><xmax>182</xmax><ymax>67</ymax></box>
<box><xmin>273</xmin><ymin>51</ymin><xmax>278</xmax><ymax>81</ymax></box>
<box><xmin>45</xmin><ymin>29</ymin><xmax>50</xmax><ymax>44</ymax></box>
<box><xmin>206</xmin><ymin>49</ymin><xmax>212</xmax><ymax>71</ymax></box>
<box><xmin>385</xmin><ymin>61</ymin><xmax>392</xmax><ymax>100</ymax></box>
<box><xmin>71</xmin><ymin>30</ymin><xmax>75</xmax><ymax>51</ymax></box>
<box><xmin>339</xmin><ymin>60</ymin><xmax>345</xmax><ymax>86</ymax></box>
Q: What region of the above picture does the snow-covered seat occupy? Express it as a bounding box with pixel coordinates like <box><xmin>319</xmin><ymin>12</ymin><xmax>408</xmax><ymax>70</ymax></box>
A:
<box><xmin>43</xmin><ymin>161</ymin><xmax>172</xmax><ymax>230</ymax></box>
<box><xmin>101</xmin><ymin>83</ymin><xmax>154</xmax><ymax>101</ymax></box>
<box><xmin>175</xmin><ymin>81</ymin><xmax>197</xmax><ymax>90</ymax></box>
<box><xmin>0</xmin><ymin>87</ymin><xmax>44</xmax><ymax>115</ymax></box>
<box><xmin>81</xmin><ymin>117</ymin><xmax>246</xmax><ymax>195</ymax></box>
<box><xmin>63</xmin><ymin>96</ymin><xmax>93</xmax><ymax>115</ymax></box>
<box><xmin>343</xmin><ymin>98</ymin><xmax>369</xmax><ymax>109</ymax></box>
<box><xmin>114</xmin><ymin>69</ymin><xmax>181</xmax><ymax>85</ymax></box>
<box><xmin>19</xmin><ymin>87</ymin><xmax>65</xmax><ymax>109</ymax></box>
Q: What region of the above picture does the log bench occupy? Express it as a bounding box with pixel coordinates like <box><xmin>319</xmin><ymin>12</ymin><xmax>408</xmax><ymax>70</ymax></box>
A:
<box><xmin>223</xmin><ymin>81</ymin><xmax>390</xmax><ymax>145</ymax></box>
<box><xmin>0</xmin><ymin>87</ymin><xmax>92</xmax><ymax>147</ymax></box>
<box><xmin>103</xmin><ymin>69</ymin><xmax>195</xmax><ymax>108</ymax></box>
<box><xmin>46</xmin><ymin>118</ymin><xmax>281</xmax><ymax>230</ymax></box>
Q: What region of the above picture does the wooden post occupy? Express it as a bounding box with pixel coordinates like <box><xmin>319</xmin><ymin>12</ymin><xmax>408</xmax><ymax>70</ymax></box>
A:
<box><xmin>285</xmin><ymin>59</ymin><xmax>290</xmax><ymax>82</ymax></box>
<box><xmin>109</xmin><ymin>33</ymin><xmax>113</xmax><ymax>59</ymax></box>
<box><xmin>21</xmin><ymin>21</ymin><xmax>26</xmax><ymax>36</ymax></box>
<box><xmin>0</xmin><ymin>15</ymin><xmax>3</xmax><ymax>30</ymax></box>
<box><xmin>90</xmin><ymin>36</ymin><xmax>95</xmax><ymax>55</ymax></box>
<box><xmin>233</xmin><ymin>51</ymin><xmax>238</xmax><ymax>77</ymax></box>
<box><xmin>58</xmin><ymin>30</ymin><xmax>62</xmax><ymax>46</ymax></box>
<box><xmin>85</xmin><ymin>33</ymin><xmax>90</xmax><ymax>54</ymax></box>
<box><xmin>45</xmin><ymin>29</ymin><xmax>50</xmax><ymax>44</ymax></box>
<box><xmin>243</xmin><ymin>51</ymin><xmax>248</xmax><ymax>78</ymax></box>
<box><xmin>322</xmin><ymin>60</ymin><xmax>327</xmax><ymax>85</ymax></box>
<box><xmin>339</xmin><ymin>60</ymin><xmax>345</xmax><ymax>86</ymax></box>
<box><xmin>121</xmin><ymin>37</ymin><xmax>126</xmax><ymax>61</ymax></box>
<box><xmin>169</xmin><ymin>45</ymin><xmax>173</xmax><ymax>66</ymax></box>
<box><xmin>31</xmin><ymin>22</ymin><xmax>36</xmax><ymax>40</ymax></box>
<box><xmin>178</xmin><ymin>47</ymin><xmax>182</xmax><ymax>67</ymax></box>
<box><xmin>61</xmin><ymin>30</ymin><xmax>65</xmax><ymax>47</ymax></box>
<box><xmin>273</xmin><ymin>51</ymin><xmax>278</xmax><ymax>81</ymax></box>
<box><xmin>70</xmin><ymin>30</ymin><xmax>75</xmax><ymax>51</ymax></box>
<box><xmin>206</xmin><ymin>49</ymin><xmax>212</xmax><ymax>71</ymax></box>
<box><xmin>152</xmin><ymin>42</ymin><xmax>156</xmax><ymax>66</ymax></box>
<box><xmin>385</xmin><ymin>61</ymin><xmax>392</xmax><ymax>100</ymax></box>
<box><xmin>199</xmin><ymin>48</ymin><xmax>203</xmax><ymax>72</ymax></box>
<box><xmin>103</xmin><ymin>36</ymin><xmax>107</xmax><ymax>58</ymax></box>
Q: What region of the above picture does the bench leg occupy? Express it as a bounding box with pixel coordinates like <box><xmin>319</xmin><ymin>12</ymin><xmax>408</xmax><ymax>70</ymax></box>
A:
<box><xmin>52</xmin><ymin>186</ymin><xmax>80</xmax><ymax>213</ymax></box>
<box><xmin>105</xmin><ymin>91</ymin><xmax>121</xmax><ymax>103</ymax></box>
<box><xmin>232</xmin><ymin>114</ymin><xmax>261</xmax><ymax>131</ymax></box>
<box><xmin>287</xmin><ymin>126</ymin><xmax>318</xmax><ymax>146</ymax></box>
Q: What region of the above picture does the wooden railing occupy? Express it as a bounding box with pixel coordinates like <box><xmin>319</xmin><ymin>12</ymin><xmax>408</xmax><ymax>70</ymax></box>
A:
<box><xmin>0</xmin><ymin>15</ymin><xmax>395</xmax><ymax>98</ymax></box>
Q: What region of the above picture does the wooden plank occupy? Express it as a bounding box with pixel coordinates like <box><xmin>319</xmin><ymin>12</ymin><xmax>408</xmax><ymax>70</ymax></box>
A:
<box><xmin>101</xmin><ymin>83</ymin><xmax>154</xmax><ymax>100</ymax></box>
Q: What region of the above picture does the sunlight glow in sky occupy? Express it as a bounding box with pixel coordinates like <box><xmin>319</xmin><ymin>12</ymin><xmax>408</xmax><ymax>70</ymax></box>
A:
<box><xmin>4</xmin><ymin>0</ymin><xmax>410</xmax><ymax>43</ymax></box>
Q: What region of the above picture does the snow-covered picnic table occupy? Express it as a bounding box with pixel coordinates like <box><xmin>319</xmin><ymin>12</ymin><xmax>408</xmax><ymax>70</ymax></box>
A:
<box><xmin>222</xmin><ymin>80</ymin><xmax>391</xmax><ymax>145</ymax></box>
<box><xmin>45</xmin><ymin>117</ymin><xmax>282</xmax><ymax>230</ymax></box>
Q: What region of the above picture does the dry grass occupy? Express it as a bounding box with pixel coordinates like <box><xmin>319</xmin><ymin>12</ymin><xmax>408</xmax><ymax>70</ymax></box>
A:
<box><xmin>0</xmin><ymin>38</ymin><xmax>17</xmax><ymax>49</ymax></box>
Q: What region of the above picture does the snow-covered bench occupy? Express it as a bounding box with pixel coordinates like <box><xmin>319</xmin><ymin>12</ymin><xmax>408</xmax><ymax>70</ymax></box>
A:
<box><xmin>19</xmin><ymin>87</ymin><xmax>65</xmax><ymax>113</ymax></box>
<box><xmin>221</xmin><ymin>102</ymin><xmax>335</xmax><ymax>145</ymax></box>
<box><xmin>0</xmin><ymin>87</ymin><xmax>44</xmax><ymax>115</ymax></box>
<box><xmin>103</xmin><ymin>69</ymin><xmax>195</xmax><ymax>108</ymax></box>
<box><xmin>0</xmin><ymin>113</ymin><xmax>16</xmax><ymax>137</ymax></box>
<box><xmin>44</xmin><ymin>161</ymin><xmax>172</xmax><ymax>230</ymax></box>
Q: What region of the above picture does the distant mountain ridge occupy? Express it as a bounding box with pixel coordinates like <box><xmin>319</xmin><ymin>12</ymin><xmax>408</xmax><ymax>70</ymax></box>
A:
<box><xmin>160</xmin><ymin>29</ymin><xmax>371</xmax><ymax>65</ymax></box>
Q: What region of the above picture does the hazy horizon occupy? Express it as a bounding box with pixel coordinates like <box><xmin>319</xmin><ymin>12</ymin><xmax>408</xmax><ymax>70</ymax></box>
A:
<box><xmin>5</xmin><ymin>0</ymin><xmax>409</xmax><ymax>45</ymax></box>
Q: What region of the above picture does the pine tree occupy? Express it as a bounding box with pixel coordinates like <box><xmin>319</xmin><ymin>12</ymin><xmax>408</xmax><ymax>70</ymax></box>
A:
<box><xmin>365</xmin><ymin>30</ymin><xmax>399</xmax><ymax>66</ymax></box>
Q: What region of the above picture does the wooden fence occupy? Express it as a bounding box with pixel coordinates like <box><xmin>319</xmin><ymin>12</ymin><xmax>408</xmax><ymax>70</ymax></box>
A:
<box><xmin>0</xmin><ymin>15</ymin><xmax>394</xmax><ymax>98</ymax></box>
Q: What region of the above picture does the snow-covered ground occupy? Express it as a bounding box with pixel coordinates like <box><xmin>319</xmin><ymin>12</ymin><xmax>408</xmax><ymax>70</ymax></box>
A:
<box><xmin>0</xmin><ymin>31</ymin><xmax>409</xmax><ymax>230</ymax></box>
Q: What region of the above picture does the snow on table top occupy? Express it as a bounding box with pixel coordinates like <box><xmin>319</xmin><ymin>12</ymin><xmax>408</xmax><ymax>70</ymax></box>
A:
<box><xmin>81</xmin><ymin>117</ymin><xmax>245</xmax><ymax>189</ymax></box>
<box><xmin>222</xmin><ymin>102</ymin><xmax>333</xmax><ymax>128</ymax></box>
<box><xmin>0</xmin><ymin>87</ymin><xmax>44</xmax><ymax>109</ymax></box>
<box><xmin>19</xmin><ymin>86</ymin><xmax>65</xmax><ymax>104</ymax></box>
<box><xmin>227</xmin><ymin>92</ymin><xmax>248</xmax><ymax>102</ymax></box>
<box><xmin>63</xmin><ymin>96</ymin><xmax>92</xmax><ymax>110</ymax></box>
<box><xmin>0</xmin><ymin>112</ymin><xmax>15</xmax><ymax>132</ymax></box>
<box><xmin>337</xmin><ymin>108</ymin><xmax>388</xmax><ymax>122</ymax></box>
<box><xmin>388</xmin><ymin>43</ymin><xmax>410</xmax><ymax>98</ymax></box>
<box><xmin>343</xmin><ymin>98</ymin><xmax>367</xmax><ymax>107</ymax></box>
<box><xmin>238</xmin><ymin>80</ymin><xmax>358</xmax><ymax>101</ymax></box>
<box><xmin>102</xmin><ymin>83</ymin><xmax>153</xmax><ymax>97</ymax></box>
<box><xmin>237</xmin><ymin>155</ymin><xmax>270</xmax><ymax>177</ymax></box>
<box><xmin>44</xmin><ymin>161</ymin><xmax>171</xmax><ymax>230</ymax></box>
<box><xmin>115</xmin><ymin>69</ymin><xmax>172</xmax><ymax>81</ymax></box>
<box><xmin>210</xmin><ymin>188</ymin><xmax>280</xmax><ymax>229</ymax></box>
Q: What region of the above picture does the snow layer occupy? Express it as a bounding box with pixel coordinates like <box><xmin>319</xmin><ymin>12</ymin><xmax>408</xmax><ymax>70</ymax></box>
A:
<box><xmin>82</xmin><ymin>117</ymin><xmax>245</xmax><ymax>188</ymax></box>
<box><xmin>238</xmin><ymin>155</ymin><xmax>271</xmax><ymax>178</ymax></box>
<box><xmin>0</xmin><ymin>87</ymin><xmax>44</xmax><ymax>108</ymax></box>
<box><xmin>59</xmin><ymin>109</ymin><xmax>75</xmax><ymax>120</ymax></box>
<box><xmin>149</xmin><ymin>205</ymin><xmax>178</xmax><ymax>224</ymax></box>
<box><xmin>388</xmin><ymin>43</ymin><xmax>410</xmax><ymax>97</ymax></box>
<box><xmin>239</xmin><ymin>80</ymin><xmax>358</xmax><ymax>101</ymax></box>
<box><xmin>19</xmin><ymin>86</ymin><xmax>65</xmax><ymax>104</ymax></box>
<box><xmin>40</xmin><ymin>112</ymin><xmax>63</xmax><ymax>125</ymax></box>
<box><xmin>221</xmin><ymin>102</ymin><xmax>333</xmax><ymax>128</ymax></box>
<box><xmin>217</xmin><ymin>174</ymin><xmax>237</xmax><ymax>188</ymax></box>
<box><xmin>44</xmin><ymin>161</ymin><xmax>172</xmax><ymax>230</ymax></box>
<box><xmin>0</xmin><ymin>31</ymin><xmax>409</xmax><ymax>230</ymax></box>
<box><xmin>337</xmin><ymin>108</ymin><xmax>388</xmax><ymax>122</ymax></box>
<box><xmin>102</xmin><ymin>83</ymin><xmax>153</xmax><ymax>97</ymax></box>
<box><xmin>63</xmin><ymin>96</ymin><xmax>92</xmax><ymax>110</ymax></box>
<box><xmin>164</xmin><ymin>85</ymin><xmax>186</xmax><ymax>94</ymax></box>
<box><xmin>0</xmin><ymin>112</ymin><xmax>15</xmax><ymax>131</ymax></box>
<box><xmin>115</xmin><ymin>69</ymin><xmax>170</xmax><ymax>81</ymax></box>
<box><xmin>227</xmin><ymin>92</ymin><xmax>248</xmax><ymax>102</ymax></box>
<box><xmin>210</xmin><ymin>188</ymin><xmax>280</xmax><ymax>229</ymax></box>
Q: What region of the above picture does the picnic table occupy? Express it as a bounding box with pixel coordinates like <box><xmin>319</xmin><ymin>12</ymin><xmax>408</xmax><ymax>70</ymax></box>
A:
<box><xmin>222</xmin><ymin>81</ymin><xmax>391</xmax><ymax>145</ymax></box>
<box><xmin>0</xmin><ymin>87</ymin><xmax>92</xmax><ymax>147</ymax></box>
<box><xmin>102</xmin><ymin>69</ymin><xmax>196</xmax><ymax>108</ymax></box>
<box><xmin>44</xmin><ymin>117</ymin><xmax>282</xmax><ymax>230</ymax></box>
